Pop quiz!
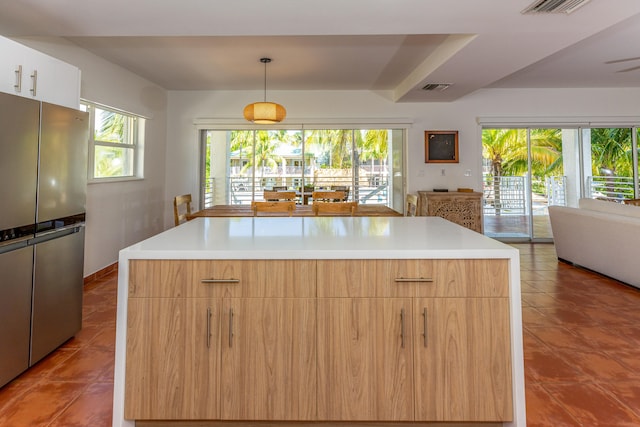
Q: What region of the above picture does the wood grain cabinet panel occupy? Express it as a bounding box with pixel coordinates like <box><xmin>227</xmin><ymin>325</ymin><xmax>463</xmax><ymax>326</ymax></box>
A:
<box><xmin>317</xmin><ymin>298</ymin><xmax>414</xmax><ymax>421</ymax></box>
<box><xmin>221</xmin><ymin>298</ymin><xmax>316</xmax><ymax>420</ymax></box>
<box><xmin>126</xmin><ymin>260</ymin><xmax>316</xmax><ymax>422</ymax></box>
<box><xmin>317</xmin><ymin>259</ymin><xmax>433</xmax><ymax>297</ymax></box>
<box><xmin>317</xmin><ymin>258</ymin><xmax>512</xmax><ymax>423</ymax></box>
<box><xmin>129</xmin><ymin>259</ymin><xmax>188</xmax><ymax>298</ymax></box>
<box><xmin>124</xmin><ymin>297</ymin><xmax>222</xmax><ymax>420</ymax></box>
<box><xmin>414</xmin><ymin>297</ymin><xmax>512</xmax><ymax>421</ymax></box>
<box><xmin>125</xmin><ymin>258</ymin><xmax>512</xmax><ymax>425</ymax></box>
<box><xmin>190</xmin><ymin>259</ymin><xmax>316</xmax><ymax>298</ymax></box>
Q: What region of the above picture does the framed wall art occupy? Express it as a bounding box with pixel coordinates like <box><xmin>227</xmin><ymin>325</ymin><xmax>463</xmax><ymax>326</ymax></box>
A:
<box><xmin>424</xmin><ymin>130</ymin><xmax>459</xmax><ymax>163</ymax></box>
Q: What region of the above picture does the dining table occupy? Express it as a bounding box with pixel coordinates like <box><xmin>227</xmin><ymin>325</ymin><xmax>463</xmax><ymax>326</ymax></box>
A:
<box><xmin>189</xmin><ymin>203</ymin><xmax>403</xmax><ymax>218</ymax></box>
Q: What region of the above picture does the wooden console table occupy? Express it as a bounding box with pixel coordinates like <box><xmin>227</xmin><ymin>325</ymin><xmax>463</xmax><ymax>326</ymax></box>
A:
<box><xmin>417</xmin><ymin>191</ymin><xmax>483</xmax><ymax>233</ymax></box>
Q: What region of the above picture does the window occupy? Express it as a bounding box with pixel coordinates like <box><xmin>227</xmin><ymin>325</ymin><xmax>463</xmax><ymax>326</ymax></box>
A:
<box><xmin>82</xmin><ymin>101</ymin><xmax>144</xmax><ymax>180</ymax></box>
<box><xmin>200</xmin><ymin>127</ymin><xmax>406</xmax><ymax>212</ymax></box>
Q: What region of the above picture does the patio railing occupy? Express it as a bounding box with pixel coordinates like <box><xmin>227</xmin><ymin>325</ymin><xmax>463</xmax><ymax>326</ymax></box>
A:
<box><xmin>483</xmin><ymin>174</ymin><xmax>635</xmax><ymax>216</ymax></box>
<box><xmin>586</xmin><ymin>175</ymin><xmax>635</xmax><ymax>201</ymax></box>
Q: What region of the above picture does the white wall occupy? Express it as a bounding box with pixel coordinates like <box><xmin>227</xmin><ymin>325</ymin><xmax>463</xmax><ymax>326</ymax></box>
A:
<box><xmin>167</xmin><ymin>87</ymin><xmax>640</xmax><ymax>220</ymax></box>
<box><xmin>11</xmin><ymin>36</ymin><xmax>640</xmax><ymax>273</ymax></box>
<box><xmin>15</xmin><ymin>37</ymin><xmax>168</xmax><ymax>277</ymax></box>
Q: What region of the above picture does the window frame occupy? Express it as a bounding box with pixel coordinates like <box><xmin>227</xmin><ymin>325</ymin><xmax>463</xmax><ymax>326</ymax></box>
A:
<box><xmin>82</xmin><ymin>100</ymin><xmax>144</xmax><ymax>182</ymax></box>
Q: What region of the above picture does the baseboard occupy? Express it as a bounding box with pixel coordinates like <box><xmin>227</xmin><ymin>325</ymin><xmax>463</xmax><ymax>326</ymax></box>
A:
<box><xmin>83</xmin><ymin>262</ymin><xmax>118</xmax><ymax>285</ymax></box>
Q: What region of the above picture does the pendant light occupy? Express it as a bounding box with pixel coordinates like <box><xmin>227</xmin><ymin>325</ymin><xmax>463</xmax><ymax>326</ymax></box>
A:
<box><xmin>243</xmin><ymin>58</ymin><xmax>286</xmax><ymax>124</ymax></box>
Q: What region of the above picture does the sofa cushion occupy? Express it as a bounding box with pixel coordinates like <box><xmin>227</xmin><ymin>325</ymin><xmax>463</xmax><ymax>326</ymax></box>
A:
<box><xmin>578</xmin><ymin>198</ymin><xmax>640</xmax><ymax>219</ymax></box>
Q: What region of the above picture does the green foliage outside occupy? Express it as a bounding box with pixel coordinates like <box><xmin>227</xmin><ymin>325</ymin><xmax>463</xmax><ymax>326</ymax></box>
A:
<box><xmin>94</xmin><ymin>109</ymin><xmax>132</xmax><ymax>178</ymax></box>
<box><xmin>482</xmin><ymin>127</ymin><xmax>637</xmax><ymax>191</ymax></box>
<box><xmin>205</xmin><ymin>129</ymin><xmax>390</xmax><ymax>184</ymax></box>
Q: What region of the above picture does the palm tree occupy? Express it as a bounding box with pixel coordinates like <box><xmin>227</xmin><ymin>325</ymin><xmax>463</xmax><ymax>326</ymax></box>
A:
<box><xmin>482</xmin><ymin>128</ymin><xmax>562</xmax><ymax>214</ymax></box>
<box><xmin>590</xmin><ymin>128</ymin><xmax>632</xmax><ymax>176</ymax></box>
<box><xmin>94</xmin><ymin>109</ymin><xmax>129</xmax><ymax>177</ymax></box>
<box><xmin>482</xmin><ymin>129</ymin><xmax>524</xmax><ymax>215</ymax></box>
<box><xmin>590</xmin><ymin>128</ymin><xmax>633</xmax><ymax>198</ymax></box>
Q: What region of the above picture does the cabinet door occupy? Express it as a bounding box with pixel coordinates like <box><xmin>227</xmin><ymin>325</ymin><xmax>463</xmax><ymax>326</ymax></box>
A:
<box><xmin>124</xmin><ymin>297</ymin><xmax>222</xmax><ymax>420</ymax></box>
<box><xmin>0</xmin><ymin>36</ymin><xmax>80</xmax><ymax>108</ymax></box>
<box><xmin>221</xmin><ymin>298</ymin><xmax>316</xmax><ymax>420</ymax></box>
<box><xmin>414</xmin><ymin>298</ymin><xmax>513</xmax><ymax>421</ymax></box>
<box><xmin>317</xmin><ymin>298</ymin><xmax>414</xmax><ymax>421</ymax></box>
<box><xmin>317</xmin><ymin>259</ymin><xmax>433</xmax><ymax>298</ymax></box>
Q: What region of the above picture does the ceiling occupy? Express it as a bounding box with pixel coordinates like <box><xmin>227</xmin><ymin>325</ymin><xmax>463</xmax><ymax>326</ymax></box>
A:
<box><xmin>2</xmin><ymin>0</ymin><xmax>640</xmax><ymax>102</ymax></box>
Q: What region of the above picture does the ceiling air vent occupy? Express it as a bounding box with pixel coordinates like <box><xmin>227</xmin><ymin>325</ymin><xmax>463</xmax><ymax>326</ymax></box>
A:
<box><xmin>522</xmin><ymin>0</ymin><xmax>592</xmax><ymax>14</ymax></box>
<box><xmin>422</xmin><ymin>83</ymin><xmax>451</xmax><ymax>91</ymax></box>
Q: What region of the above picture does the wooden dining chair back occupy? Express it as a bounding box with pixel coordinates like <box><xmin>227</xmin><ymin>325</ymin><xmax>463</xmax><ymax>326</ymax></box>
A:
<box><xmin>312</xmin><ymin>190</ymin><xmax>346</xmax><ymax>202</ymax></box>
<box><xmin>331</xmin><ymin>186</ymin><xmax>350</xmax><ymax>201</ymax></box>
<box><xmin>173</xmin><ymin>194</ymin><xmax>193</xmax><ymax>226</ymax></box>
<box><xmin>263</xmin><ymin>190</ymin><xmax>297</xmax><ymax>201</ymax></box>
<box><xmin>313</xmin><ymin>201</ymin><xmax>358</xmax><ymax>216</ymax></box>
<box><xmin>251</xmin><ymin>201</ymin><xmax>296</xmax><ymax>216</ymax></box>
<box><xmin>406</xmin><ymin>194</ymin><xmax>418</xmax><ymax>216</ymax></box>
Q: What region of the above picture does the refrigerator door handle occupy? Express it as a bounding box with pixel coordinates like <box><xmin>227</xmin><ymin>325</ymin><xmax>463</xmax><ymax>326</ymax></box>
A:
<box><xmin>0</xmin><ymin>237</ymin><xmax>30</xmax><ymax>254</ymax></box>
<box><xmin>30</xmin><ymin>224</ymin><xmax>83</xmax><ymax>245</ymax></box>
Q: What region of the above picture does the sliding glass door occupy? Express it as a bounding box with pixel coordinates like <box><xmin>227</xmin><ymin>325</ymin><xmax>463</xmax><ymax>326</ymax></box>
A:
<box><xmin>482</xmin><ymin>124</ymin><xmax>639</xmax><ymax>241</ymax></box>
<box><xmin>482</xmin><ymin>127</ymin><xmax>566</xmax><ymax>241</ymax></box>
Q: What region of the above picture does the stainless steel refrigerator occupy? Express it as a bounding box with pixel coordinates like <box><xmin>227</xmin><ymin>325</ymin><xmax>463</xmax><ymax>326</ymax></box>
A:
<box><xmin>0</xmin><ymin>91</ymin><xmax>88</xmax><ymax>387</ymax></box>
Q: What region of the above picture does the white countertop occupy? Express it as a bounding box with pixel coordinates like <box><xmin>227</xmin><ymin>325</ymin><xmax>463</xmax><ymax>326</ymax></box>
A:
<box><xmin>120</xmin><ymin>216</ymin><xmax>516</xmax><ymax>260</ymax></box>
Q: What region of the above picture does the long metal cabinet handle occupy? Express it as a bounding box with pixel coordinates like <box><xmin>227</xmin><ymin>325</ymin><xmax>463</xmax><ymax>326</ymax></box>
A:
<box><xmin>400</xmin><ymin>308</ymin><xmax>406</xmax><ymax>348</ymax></box>
<box><xmin>394</xmin><ymin>277</ymin><xmax>434</xmax><ymax>283</ymax></box>
<box><xmin>206</xmin><ymin>307</ymin><xmax>212</xmax><ymax>349</ymax></box>
<box><xmin>14</xmin><ymin>65</ymin><xmax>22</xmax><ymax>92</ymax></box>
<box><xmin>422</xmin><ymin>307</ymin><xmax>428</xmax><ymax>347</ymax></box>
<box><xmin>30</xmin><ymin>70</ymin><xmax>37</xmax><ymax>96</ymax></box>
<box><xmin>229</xmin><ymin>308</ymin><xmax>234</xmax><ymax>348</ymax></box>
<box><xmin>201</xmin><ymin>278</ymin><xmax>240</xmax><ymax>284</ymax></box>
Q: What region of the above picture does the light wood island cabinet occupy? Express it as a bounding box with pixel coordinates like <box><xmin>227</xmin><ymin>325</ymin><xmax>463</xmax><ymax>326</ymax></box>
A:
<box><xmin>317</xmin><ymin>259</ymin><xmax>512</xmax><ymax>422</ymax></box>
<box><xmin>125</xmin><ymin>259</ymin><xmax>317</xmax><ymax>421</ymax></box>
<box><xmin>114</xmin><ymin>216</ymin><xmax>525</xmax><ymax>427</ymax></box>
<box><xmin>126</xmin><ymin>258</ymin><xmax>511</xmax><ymax>425</ymax></box>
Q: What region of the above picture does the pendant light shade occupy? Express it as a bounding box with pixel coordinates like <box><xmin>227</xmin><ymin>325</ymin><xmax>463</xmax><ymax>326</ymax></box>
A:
<box><xmin>243</xmin><ymin>102</ymin><xmax>286</xmax><ymax>124</ymax></box>
<box><xmin>243</xmin><ymin>58</ymin><xmax>286</xmax><ymax>124</ymax></box>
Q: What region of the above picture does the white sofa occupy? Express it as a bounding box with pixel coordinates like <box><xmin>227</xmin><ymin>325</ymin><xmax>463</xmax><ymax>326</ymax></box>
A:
<box><xmin>548</xmin><ymin>198</ymin><xmax>640</xmax><ymax>289</ymax></box>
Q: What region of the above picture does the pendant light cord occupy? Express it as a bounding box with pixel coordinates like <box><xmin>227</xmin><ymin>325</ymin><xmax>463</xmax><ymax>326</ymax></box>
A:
<box><xmin>260</xmin><ymin>57</ymin><xmax>271</xmax><ymax>102</ymax></box>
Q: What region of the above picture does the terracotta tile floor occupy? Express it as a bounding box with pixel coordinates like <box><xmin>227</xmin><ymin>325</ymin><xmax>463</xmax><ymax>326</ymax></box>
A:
<box><xmin>0</xmin><ymin>244</ymin><xmax>639</xmax><ymax>426</ymax></box>
<box><xmin>516</xmin><ymin>243</ymin><xmax>640</xmax><ymax>427</ymax></box>
<box><xmin>0</xmin><ymin>274</ymin><xmax>116</xmax><ymax>427</ymax></box>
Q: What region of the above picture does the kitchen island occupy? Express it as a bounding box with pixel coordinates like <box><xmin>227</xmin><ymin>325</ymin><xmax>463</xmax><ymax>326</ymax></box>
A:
<box><xmin>113</xmin><ymin>216</ymin><xmax>525</xmax><ymax>427</ymax></box>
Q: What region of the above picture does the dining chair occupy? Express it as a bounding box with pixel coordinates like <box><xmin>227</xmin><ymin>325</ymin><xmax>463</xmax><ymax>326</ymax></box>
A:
<box><xmin>406</xmin><ymin>194</ymin><xmax>418</xmax><ymax>216</ymax></box>
<box><xmin>264</xmin><ymin>190</ymin><xmax>297</xmax><ymax>201</ymax></box>
<box><xmin>251</xmin><ymin>201</ymin><xmax>296</xmax><ymax>216</ymax></box>
<box><xmin>313</xmin><ymin>201</ymin><xmax>358</xmax><ymax>216</ymax></box>
<box><xmin>173</xmin><ymin>194</ymin><xmax>193</xmax><ymax>226</ymax></box>
<box><xmin>330</xmin><ymin>185</ymin><xmax>350</xmax><ymax>201</ymax></box>
<box><xmin>312</xmin><ymin>190</ymin><xmax>345</xmax><ymax>202</ymax></box>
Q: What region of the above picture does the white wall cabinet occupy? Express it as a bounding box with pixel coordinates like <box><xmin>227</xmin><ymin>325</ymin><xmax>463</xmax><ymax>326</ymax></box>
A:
<box><xmin>0</xmin><ymin>36</ymin><xmax>81</xmax><ymax>109</ymax></box>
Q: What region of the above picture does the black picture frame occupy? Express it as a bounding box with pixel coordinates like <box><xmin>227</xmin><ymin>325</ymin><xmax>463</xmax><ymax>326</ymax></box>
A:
<box><xmin>425</xmin><ymin>130</ymin><xmax>459</xmax><ymax>163</ymax></box>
